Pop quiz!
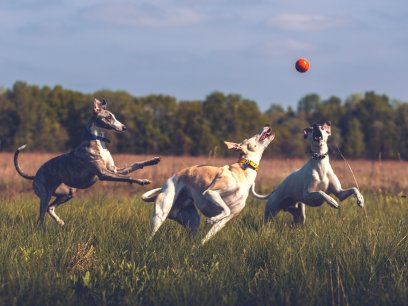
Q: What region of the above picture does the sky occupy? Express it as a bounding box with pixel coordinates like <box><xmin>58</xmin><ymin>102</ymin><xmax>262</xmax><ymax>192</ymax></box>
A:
<box><xmin>1</xmin><ymin>0</ymin><xmax>407</xmax><ymax>110</ymax></box>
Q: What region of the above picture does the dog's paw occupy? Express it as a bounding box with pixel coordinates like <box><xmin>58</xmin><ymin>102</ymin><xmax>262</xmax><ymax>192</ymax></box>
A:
<box><xmin>206</xmin><ymin>217</ymin><xmax>217</xmax><ymax>225</ymax></box>
<box><xmin>145</xmin><ymin>157</ymin><xmax>160</xmax><ymax>167</ymax></box>
<box><xmin>356</xmin><ymin>194</ymin><xmax>365</xmax><ymax>208</ymax></box>
<box><xmin>152</xmin><ymin>157</ymin><xmax>161</xmax><ymax>164</ymax></box>
<box><xmin>57</xmin><ymin>219</ymin><xmax>65</xmax><ymax>226</ymax></box>
<box><xmin>137</xmin><ymin>179</ymin><xmax>152</xmax><ymax>185</ymax></box>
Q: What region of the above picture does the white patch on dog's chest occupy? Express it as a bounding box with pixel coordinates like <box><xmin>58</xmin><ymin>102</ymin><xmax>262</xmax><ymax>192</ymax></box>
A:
<box><xmin>97</xmin><ymin>141</ymin><xmax>116</xmax><ymax>170</ymax></box>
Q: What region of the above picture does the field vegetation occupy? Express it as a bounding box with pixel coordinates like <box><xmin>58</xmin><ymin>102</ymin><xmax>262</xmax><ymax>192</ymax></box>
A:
<box><xmin>0</xmin><ymin>153</ymin><xmax>407</xmax><ymax>305</ymax></box>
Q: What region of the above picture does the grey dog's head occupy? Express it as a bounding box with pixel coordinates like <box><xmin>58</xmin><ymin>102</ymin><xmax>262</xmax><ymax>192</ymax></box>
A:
<box><xmin>92</xmin><ymin>98</ymin><xmax>126</xmax><ymax>132</ymax></box>
<box><xmin>303</xmin><ymin>121</ymin><xmax>332</xmax><ymax>143</ymax></box>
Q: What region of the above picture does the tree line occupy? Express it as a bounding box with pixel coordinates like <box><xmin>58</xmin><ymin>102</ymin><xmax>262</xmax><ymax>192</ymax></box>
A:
<box><xmin>0</xmin><ymin>81</ymin><xmax>407</xmax><ymax>159</ymax></box>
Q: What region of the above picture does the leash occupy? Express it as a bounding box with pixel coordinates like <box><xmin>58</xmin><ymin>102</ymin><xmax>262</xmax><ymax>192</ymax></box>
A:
<box><xmin>331</xmin><ymin>145</ymin><xmax>359</xmax><ymax>189</ymax></box>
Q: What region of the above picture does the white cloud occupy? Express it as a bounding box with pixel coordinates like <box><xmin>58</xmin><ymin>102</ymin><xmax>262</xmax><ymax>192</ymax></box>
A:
<box><xmin>267</xmin><ymin>13</ymin><xmax>345</xmax><ymax>31</ymax></box>
<box><xmin>82</xmin><ymin>4</ymin><xmax>205</xmax><ymax>28</ymax></box>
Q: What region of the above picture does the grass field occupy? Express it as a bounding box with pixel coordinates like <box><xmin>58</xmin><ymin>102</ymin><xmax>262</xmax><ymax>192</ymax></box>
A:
<box><xmin>0</xmin><ymin>153</ymin><xmax>407</xmax><ymax>305</ymax></box>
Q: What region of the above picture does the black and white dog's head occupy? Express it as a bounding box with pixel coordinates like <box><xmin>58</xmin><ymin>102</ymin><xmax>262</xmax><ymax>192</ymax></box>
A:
<box><xmin>303</xmin><ymin>121</ymin><xmax>332</xmax><ymax>144</ymax></box>
<box><xmin>92</xmin><ymin>98</ymin><xmax>126</xmax><ymax>132</ymax></box>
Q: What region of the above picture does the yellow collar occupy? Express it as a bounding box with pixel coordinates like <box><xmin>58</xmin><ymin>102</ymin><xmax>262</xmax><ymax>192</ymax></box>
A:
<box><xmin>239</xmin><ymin>158</ymin><xmax>259</xmax><ymax>172</ymax></box>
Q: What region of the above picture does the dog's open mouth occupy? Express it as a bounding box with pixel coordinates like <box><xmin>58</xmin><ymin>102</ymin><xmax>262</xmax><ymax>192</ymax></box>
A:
<box><xmin>259</xmin><ymin>126</ymin><xmax>272</xmax><ymax>142</ymax></box>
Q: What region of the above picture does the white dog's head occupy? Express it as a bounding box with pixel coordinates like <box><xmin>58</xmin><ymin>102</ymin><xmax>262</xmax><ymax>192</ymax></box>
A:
<box><xmin>224</xmin><ymin>124</ymin><xmax>274</xmax><ymax>164</ymax></box>
<box><xmin>303</xmin><ymin>121</ymin><xmax>331</xmax><ymax>146</ymax></box>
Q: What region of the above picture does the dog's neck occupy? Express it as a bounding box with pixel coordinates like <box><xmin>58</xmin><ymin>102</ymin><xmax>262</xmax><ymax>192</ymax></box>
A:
<box><xmin>238</xmin><ymin>157</ymin><xmax>259</xmax><ymax>172</ymax></box>
<box><xmin>310</xmin><ymin>141</ymin><xmax>329</xmax><ymax>161</ymax></box>
<box><xmin>84</xmin><ymin>120</ymin><xmax>110</xmax><ymax>148</ymax></box>
<box><xmin>237</xmin><ymin>151</ymin><xmax>264</xmax><ymax>173</ymax></box>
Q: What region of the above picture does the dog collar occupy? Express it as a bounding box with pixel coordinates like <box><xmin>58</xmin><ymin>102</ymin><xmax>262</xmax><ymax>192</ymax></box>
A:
<box><xmin>239</xmin><ymin>158</ymin><xmax>259</xmax><ymax>171</ymax></box>
<box><xmin>83</xmin><ymin>129</ymin><xmax>111</xmax><ymax>143</ymax></box>
<box><xmin>311</xmin><ymin>151</ymin><xmax>328</xmax><ymax>160</ymax></box>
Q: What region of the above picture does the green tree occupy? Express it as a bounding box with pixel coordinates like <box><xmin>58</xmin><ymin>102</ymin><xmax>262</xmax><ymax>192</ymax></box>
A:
<box><xmin>0</xmin><ymin>95</ymin><xmax>19</xmax><ymax>150</ymax></box>
<box><xmin>310</xmin><ymin>96</ymin><xmax>344</xmax><ymax>126</ymax></box>
<box><xmin>174</xmin><ymin>102</ymin><xmax>217</xmax><ymax>155</ymax></box>
<box><xmin>354</xmin><ymin>92</ymin><xmax>398</xmax><ymax>158</ymax></box>
<box><xmin>343</xmin><ymin>118</ymin><xmax>365</xmax><ymax>157</ymax></box>
<box><xmin>395</xmin><ymin>104</ymin><xmax>408</xmax><ymax>159</ymax></box>
<box><xmin>297</xmin><ymin>93</ymin><xmax>321</xmax><ymax>120</ymax></box>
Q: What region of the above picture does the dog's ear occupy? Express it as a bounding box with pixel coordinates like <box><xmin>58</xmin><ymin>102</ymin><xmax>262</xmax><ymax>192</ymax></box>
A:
<box><xmin>303</xmin><ymin>127</ymin><xmax>310</xmax><ymax>139</ymax></box>
<box><xmin>93</xmin><ymin>98</ymin><xmax>106</xmax><ymax>114</ymax></box>
<box><xmin>224</xmin><ymin>141</ymin><xmax>249</xmax><ymax>155</ymax></box>
<box><xmin>101</xmin><ymin>99</ymin><xmax>108</xmax><ymax>109</ymax></box>
<box><xmin>224</xmin><ymin>141</ymin><xmax>241</xmax><ymax>150</ymax></box>
<box><xmin>323</xmin><ymin>121</ymin><xmax>332</xmax><ymax>135</ymax></box>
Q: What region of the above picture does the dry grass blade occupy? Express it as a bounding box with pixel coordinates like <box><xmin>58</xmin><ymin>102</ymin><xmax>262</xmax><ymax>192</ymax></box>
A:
<box><xmin>66</xmin><ymin>235</ymin><xmax>96</xmax><ymax>274</ymax></box>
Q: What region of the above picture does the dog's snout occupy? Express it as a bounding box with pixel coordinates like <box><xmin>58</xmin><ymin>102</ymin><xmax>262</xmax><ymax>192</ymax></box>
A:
<box><xmin>312</xmin><ymin>125</ymin><xmax>323</xmax><ymax>141</ymax></box>
<box><xmin>122</xmin><ymin>125</ymin><xmax>127</xmax><ymax>131</ymax></box>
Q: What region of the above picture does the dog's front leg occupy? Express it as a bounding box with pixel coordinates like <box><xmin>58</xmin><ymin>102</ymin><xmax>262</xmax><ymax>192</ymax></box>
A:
<box><xmin>116</xmin><ymin>157</ymin><xmax>161</xmax><ymax>175</ymax></box>
<box><xmin>202</xmin><ymin>189</ymin><xmax>231</xmax><ymax>224</ymax></box>
<box><xmin>303</xmin><ymin>190</ymin><xmax>340</xmax><ymax>209</ymax></box>
<box><xmin>97</xmin><ymin>169</ymin><xmax>151</xmax><ymax>185</ymax></box>
<box><xmin>201</xmin><ymin>216</ymin><xmax>232</xmax><ymax>245</ymax></box>
<box><xmin>336</xmin><ymin>188</ymin><xmax>364</xmax><ymax>208</ymax></box>
<box><xmin>329</xmin><ymin>174</ymin><xmax>364</xmax><ymax>207</ymax></box>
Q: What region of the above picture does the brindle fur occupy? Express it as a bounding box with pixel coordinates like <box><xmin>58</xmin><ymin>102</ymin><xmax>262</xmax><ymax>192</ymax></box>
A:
<box><xmin>14</xmin><ymin>98</ymin><xmax>160</xmax><ymax>230</ymax></box>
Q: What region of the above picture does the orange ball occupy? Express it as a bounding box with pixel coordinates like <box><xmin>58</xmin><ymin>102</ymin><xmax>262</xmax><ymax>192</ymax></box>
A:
<box><xmin>295</xmin><ymin>58</ymin><xmax>309</xmax><ymax>73</ymax></box>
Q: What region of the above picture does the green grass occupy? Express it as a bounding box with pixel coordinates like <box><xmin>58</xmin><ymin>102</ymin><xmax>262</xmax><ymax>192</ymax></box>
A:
<box><xmin>0</xmin><ymin>192</ymin><xmax>407</xmax><ymax>306</ymax></box>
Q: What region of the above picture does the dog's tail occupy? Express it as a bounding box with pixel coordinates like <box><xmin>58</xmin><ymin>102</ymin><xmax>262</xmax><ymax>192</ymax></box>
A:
<box><xmin>14</xmin><ymin>145</ymin><xmax>35</xmax><ymax>180</ymax></box>
<box><xmin>251</xmin><ymin>182</ymin><xmax>274</xmax><ymax>200</ymax></box>
<box><xmin>141</xmin><ymin>188</ymin><xmax>162</xmax><ymax>202</ymax></box>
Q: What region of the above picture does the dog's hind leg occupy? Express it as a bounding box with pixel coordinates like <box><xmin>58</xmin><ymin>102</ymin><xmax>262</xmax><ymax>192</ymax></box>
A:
<box><xmin>169</xmin><ymin>198</ymin><xmax>200</xmax><ymax>234</ymax></box>
<box><xmin>48</xmin><ymin>185</ymin><xmax>76</xmax><ymax>226</ymax></box>
<box><xmin>264</xmin><ymin>193</ymin><xmax>284</xmax><ymax>222</ymax></box>
<box><xmin>286</xmin><ymin>203</ymin><xmax>306</xmax><ymax>224</ymax></box>
<box><xmin>35</xmin><ymin>186</ymin><xmax>53</xmax><ymax>231</ymax></box>
<box><xmin>151</xmin><ymin>177</ymin><xmax>177</xmax><ymax>237</ymax></box>
<box><xmin>201</xmin><ymin>215</ymin><xmax>232</xmax><ymax>245</ymax></box>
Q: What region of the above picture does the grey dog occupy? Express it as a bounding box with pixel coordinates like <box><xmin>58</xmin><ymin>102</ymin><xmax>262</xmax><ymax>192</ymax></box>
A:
<box><xmin>14</xmin><ymin>98</ymin><xmax>160</xmax><ymax>230</ymax></box>
<box><xmin>252</xmin><ymin>121</ymin><xmax>364</xmax><ymax>224</ymax></box>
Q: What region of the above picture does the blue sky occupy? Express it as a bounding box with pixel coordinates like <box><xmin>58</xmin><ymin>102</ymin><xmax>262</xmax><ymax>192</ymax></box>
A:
<box><xmin>1</xmin><ymin>0</ymin><xmax>407</xmax><ymax>110</ymax></box>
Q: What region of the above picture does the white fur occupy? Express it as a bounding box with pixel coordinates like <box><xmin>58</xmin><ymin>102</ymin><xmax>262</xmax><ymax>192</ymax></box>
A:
<box><xmin>253</xmin><ymin>123</ymin><xmax>364</xmax><ymax>224</ymax></box>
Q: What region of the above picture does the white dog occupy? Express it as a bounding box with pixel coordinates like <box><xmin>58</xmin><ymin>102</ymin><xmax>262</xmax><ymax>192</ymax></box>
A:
<box><xmin>252</xmin><ymin>121</ymin><xmax>364</xmax><ymax>224</ymax></box>
<box><xmin>142</xmin><ymin>125</ymin><xmax>275</xmax><ymax>244</ymax></box>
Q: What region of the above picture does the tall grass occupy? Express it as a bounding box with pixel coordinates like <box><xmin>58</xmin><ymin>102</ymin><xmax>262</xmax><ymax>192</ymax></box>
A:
<box><xmin>0</xmin><ymin>190</ymin><xmax>406</xmax><ymax>305</ymax></box>
<box><xmin>0</xmin><ymin>153</ymin><xmax>407</xmax><ymax>305</ymax></box>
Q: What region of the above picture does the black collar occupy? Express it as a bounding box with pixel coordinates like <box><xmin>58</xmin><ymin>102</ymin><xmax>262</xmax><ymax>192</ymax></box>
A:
<box><xmin>82</xmin><ymin>129</ymin><xmax>111</xmax><ymax>143</ymax></box>
<box><xmin>311</xmin><ymin>151</ymin><xmax>329</xmax><ymax>160</ymax></box>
